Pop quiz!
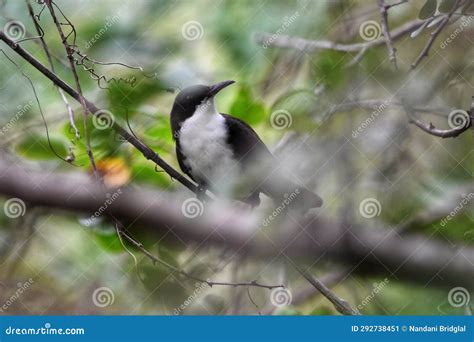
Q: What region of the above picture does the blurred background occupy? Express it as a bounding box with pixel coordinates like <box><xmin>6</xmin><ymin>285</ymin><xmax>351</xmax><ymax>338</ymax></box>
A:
<box><xmin>0</xmin><ymin>0</ymin><xmax>473</xmax><ymax>315</ymax></box>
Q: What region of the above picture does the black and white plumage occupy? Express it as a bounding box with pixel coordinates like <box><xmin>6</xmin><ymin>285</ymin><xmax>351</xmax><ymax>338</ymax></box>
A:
<box><xmin>170</xmin><ymin>80</ymin><xmax>322</xmax><ymax>209</ymax></box>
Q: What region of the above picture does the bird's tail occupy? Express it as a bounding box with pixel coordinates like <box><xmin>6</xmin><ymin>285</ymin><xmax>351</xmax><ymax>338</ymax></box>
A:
<box><xmin>261</xmin><ymin>176</ymin><xmax>322</xmax><ymax>210</ymax></box>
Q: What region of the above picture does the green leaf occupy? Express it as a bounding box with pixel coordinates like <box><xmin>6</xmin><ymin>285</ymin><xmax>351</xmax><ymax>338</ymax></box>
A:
<box><xmin>314</xmin><ymin>50</ymin><xmax>350</xmax><ymax>89</ymax></box>
<box><xmin>62</xmin><ymin>116</ymin><xmax>123</xmax><ymax>164</ymax></box>
<box><xmin>419</xmin><ymin>0</ymin><xmax>438</xmax><ymax>19</ymax></box>
<box><xmin>139</xmin><ymin>264</ymin><xmax>171</xmax><ymax>292</ymax></box>
<box><xmin>273</xmin><ymin>308</ymin><xmax>301</xmax><ymax>315</ymax></box>
<box><xmin>106</xmin><ymin>77</ymin><xmax>168</xmax><ymax>117</ymax></box>
<box><xmin>229</xmin><ymin>85</ymin><xmax>266</xmax><ymax>125</ymax></box>
<box><xmin>15</xmin><ymin>134</ymin><xmax>68</xmax><ymax>160</ymax></box>
<box><xmin>142</xmin><ymin>116</ymin><xmax>173</xmax><ymax>143</ymax></box>
<box><xmin>92</xmin><ymin>225</ymin><xmax>124</xmax><ymax>253</ymax></box>
<box><xmin>310</xmin><ymin>307</ymin><xmax>334</xmax><ymax>315</ymax></box>
<box><xmin>131</xmin><ymin>161</ymin><xmax>174</xmax><ymax>188</ymax></box>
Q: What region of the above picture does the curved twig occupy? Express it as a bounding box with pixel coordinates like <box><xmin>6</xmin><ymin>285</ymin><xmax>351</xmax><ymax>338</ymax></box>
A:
<box><xmin>402</xmin><ymin>102</ymin><xmax>472</xmax><ymax>138</ymax></box>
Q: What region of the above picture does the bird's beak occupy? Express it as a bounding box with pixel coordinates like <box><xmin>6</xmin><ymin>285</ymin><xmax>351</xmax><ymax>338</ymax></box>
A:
<box><xmin>208</xmin><ymin>80</ymin><xmax>235</xmax><ymax>97</ymax></box>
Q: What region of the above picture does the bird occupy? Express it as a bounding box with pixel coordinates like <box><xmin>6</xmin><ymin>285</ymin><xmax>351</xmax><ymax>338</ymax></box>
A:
<box><xmin>170</xmin><ymin>80</ymin><xmax>322</xmax><ymax>210</ymax></box>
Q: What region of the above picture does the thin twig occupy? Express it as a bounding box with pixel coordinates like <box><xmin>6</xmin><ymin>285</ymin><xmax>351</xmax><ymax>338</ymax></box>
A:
<box><xmin>262</xmin><ymin>269</ymin><xmax>350</xmax><ymax>315</ymax></box>
<box><xmin>292</xmin><ymin>263</ymin><xmax>360</xmax><ymax>315</ymax></box>
<box><xmin>403</xmin><ymin>102</ymin><xmax>472</xmax><ymax>138</ymax></box>
<box><xmin>118</xmin><ymin>226</ymin><xmax>283</xmax><ymax>290</ymax></box>
<box><xmin>385</xmin><ymin>0</ymin><xmax>408</xmax><ymax>10</ymax></box>
<box><xmin>72</xmin><ymin>48</ymin><xmax>142</xmax><ymax>89</ymax></box>
<box><xmin>247</xmin><ymin>288</ymin><xmax>262</xmax><ymax>315</ymax></box>
<box><xmin>0</xmin><ymin>49</ymin><xmax>68</xmax><ymax>162</ymax></box>
<box><xmin>45</xmin><ymin>0</ymin><xmax>99</xmax><ymax>178</ymax></box>
<box><xmin>411</xmin><ymin>0</ymin><xmax>463</xmax><ymax>69</ymax></box>
<box><xmin>26</xmin><ymin>0</ymin><xmax>80</xmax><ymax>139</ymax></box>
<box><xmin>377</xmin><ymin>0</ymin><xmax>398</xmax><ymax>69</ymax></box>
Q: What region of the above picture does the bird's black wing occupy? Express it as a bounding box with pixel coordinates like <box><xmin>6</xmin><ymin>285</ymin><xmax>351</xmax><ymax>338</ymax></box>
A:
<box><xmin>175</xmin><ymin>139</ymin><xmax>196</xmax><ymax>182</ymax></box>
<box><xmin>221</xmin><ymin>114</ymin><xmax>276</xmax><ymax>166</ymax></box>
<box><xmin>222</xmin><ymin>114</ymin><xmax>323</xmax><ymax>209</ymax></box>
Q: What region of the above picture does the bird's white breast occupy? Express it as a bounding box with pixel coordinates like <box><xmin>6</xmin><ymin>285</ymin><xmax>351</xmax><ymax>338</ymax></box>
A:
<box><xmin>178</xmin><ymin>100</ymin><xmax>237</xmax><ymax>187</ymax></box>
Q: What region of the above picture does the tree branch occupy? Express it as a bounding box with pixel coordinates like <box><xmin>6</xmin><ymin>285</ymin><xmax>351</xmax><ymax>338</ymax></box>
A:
<box><xmin>0</xmin><ymin>160</ymin><xmax>473</xmax><ymax>290</ymax></box>
<box><xmin>403</xmin><ymin>102</ymin><xmax>472</xmax><ymax>138</ymax></box>
<box><xmin>118</xmin><ymin>226</ymin><xmax>283</xmax><ymax>290</ymax></box>
<box><xmin>45</xmin><ymin>0</ymin><xmax>100</xmax><ymax>178</ymax></box>
<box><xmin>377</xmin><ymin>0</ymin><xmax>398</xmax><ymax>69</ymax></box>
<box><xmin>262</xmin><ymin>269</ymin><xmax>349</xmax><ymax>315</ymax></box>
<box><xmin>26</xmin><ymin>0</ymin><xmax>80</xmax><ymax>139</ymax></box>
<box><xmin>323</xmin><ymin>98</ymin><xmax>450</xmax><ymax>118</ymax></box>
<box><xmin>255</xmin><ymin>20</ymin><xmax>424</xmax><ymax>53</ymax></box>
<box><xmin>292</xmin><ymin>263</ymin><xmax>360</xmax><ymax>315</ymax></box>
<box><xmin>411</xmin><ymin>0</ymin><xmax>463</xmax><ymax>69</ymax></box>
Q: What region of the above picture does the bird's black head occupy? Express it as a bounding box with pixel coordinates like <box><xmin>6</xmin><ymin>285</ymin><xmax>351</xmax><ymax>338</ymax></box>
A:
<box><xmin>173</xmin><ymin>80</ymin><xmax>235</xmax><ymax>112</ymax></box>
<box><xmin>170</xmin><ymin>80</ymin><xmax>235</xmax><ymax>136</ymax></box>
